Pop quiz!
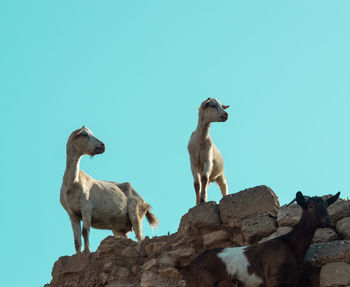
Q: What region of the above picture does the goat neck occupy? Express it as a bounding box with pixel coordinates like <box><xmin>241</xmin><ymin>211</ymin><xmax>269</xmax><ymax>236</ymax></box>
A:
<box><xmin>195</xmin><ymin>115</ymin><xmax>211</xmax><ymax>142</ymax></box>
<box><xmin>285</xmin><ymin>212</ymin><xmax>317</xmax><ymax>263</ymax></box>
<box><xmin>63</xmin><ymin>146</ymin><xmax>82</xmax><ymax>186</ymax></box>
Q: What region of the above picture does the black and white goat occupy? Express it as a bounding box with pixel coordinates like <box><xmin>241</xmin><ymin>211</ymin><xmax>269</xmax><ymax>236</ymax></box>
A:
<box><xmin>170</xmin><ymin>191</ymin><xmax>340</xmax><ymax>287</ymax></box>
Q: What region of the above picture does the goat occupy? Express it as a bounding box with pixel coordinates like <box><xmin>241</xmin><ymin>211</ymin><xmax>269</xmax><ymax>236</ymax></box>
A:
<box><xmin>60</xmin><ymin>126</ymin><xmax>159</xmax><ymax>253</ymax></box>
<box><xmin>167</xmin><ymin>191</ymin><xmax>340</xmax><ymax>287</ymax></box>
<box><xmin>188</xmin><ymin>98</ymin><xmax>229</xmax><ymax>205</ymax></box>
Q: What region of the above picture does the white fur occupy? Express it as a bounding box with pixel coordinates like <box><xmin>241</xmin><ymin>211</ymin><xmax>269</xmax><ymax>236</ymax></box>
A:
<box><xmin>188</xmin><ymin>98</ymin><xmax>229</xmax><ymax>205</ymax></box>
<box><xmin>217</xmin><ymin>247</ymin><xmax>263</xmax><ymax>287</ymax></box>
<box><xmin>60</xmin><ymin>126</ymin><xmax>158</xmax><ymax>254</ymax></box>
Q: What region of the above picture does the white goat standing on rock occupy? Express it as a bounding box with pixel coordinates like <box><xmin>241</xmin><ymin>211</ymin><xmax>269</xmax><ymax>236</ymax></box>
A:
<box><xmin>188</xmin><ymin>98</ymin><xmax>229</xmax><ymax>205</ymax></box>
<box><xmin>60</xmin><ymin>126</ymin><xmax>159</xmax><ymax>254</ymax></box>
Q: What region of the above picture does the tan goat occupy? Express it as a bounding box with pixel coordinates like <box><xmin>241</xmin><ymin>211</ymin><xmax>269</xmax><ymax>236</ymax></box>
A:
<box><xmin>60</xmin><ymin>126</ymin><xmax>158</xmax><ymax>253</ymax></box>
<box><xmin>188</xmin><ymin>98</ymin><xmax>229</xmax><ymax>205</ymax></box>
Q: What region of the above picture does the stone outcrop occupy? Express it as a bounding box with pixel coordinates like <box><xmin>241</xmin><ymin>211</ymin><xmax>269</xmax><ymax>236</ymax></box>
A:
<box><xmin>45</xmin><ymin>186</ymin><xmax>350</xmax><ymax>287</ymax></box>
<box><xmin>319</xmin><ymin>262</ymin><xmax>350</xmax><ymax>287</ymax></box>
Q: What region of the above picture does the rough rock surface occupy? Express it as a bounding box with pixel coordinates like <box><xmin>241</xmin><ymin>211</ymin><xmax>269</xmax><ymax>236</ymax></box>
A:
<box><xmin>336</xmin><ymin>217</ymin><xmax>350</xmax><ymax>240</ymax></box>
<box><xmin>219</xmin><ymin>185</ymin><xmax>279</xmax><ymax>226</ymax></box>
<box><xmin>313</xmin><ymin>228</ymin><xmax>338</xmax><ymax>243</ymax></box>
<box><xmin>319</xmin><ymin>262</ymin><xmax>350</xmax><ymax>287</ymax></box>
<box><xmin>305</xmin><ymin>240</ymin><xmax>350</xmax><ymax>267</ymax></box>
<box><xmin>45</xmin><ymin>186</ymin><xmax>350</xmax><ymax>287</ymax></box>
<box><xmin>277</xmin><ymin>203</ymin><xmax>302</xmax><ymax>227</ymax></box>
<box><xmin>327</xmin><ymin>198</ymin><xmax>350</xmax><ymax>223</ymax></box>
<box><xmin>259</xmin><ymin>226</ymin><xmax>293</xmax><ymax>242</ymax></box>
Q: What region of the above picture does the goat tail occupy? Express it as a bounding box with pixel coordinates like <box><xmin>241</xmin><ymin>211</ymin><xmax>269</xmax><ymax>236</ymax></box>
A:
<box><xmin>145</xmin><ymin>203</ymin><xmax>159</xmax><ymax>229</ymax></box>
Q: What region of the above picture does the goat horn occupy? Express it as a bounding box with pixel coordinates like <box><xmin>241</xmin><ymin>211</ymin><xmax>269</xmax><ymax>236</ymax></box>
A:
<box><xmin>287</xmin><ymin>195</ymin><xmax>311</xmax><ymax>207</ymax></box>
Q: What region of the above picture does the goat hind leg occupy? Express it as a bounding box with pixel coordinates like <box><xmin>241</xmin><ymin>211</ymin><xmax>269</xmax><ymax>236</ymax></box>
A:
<box><xmin>216</xmin><ymin>174</ymin><xmax>228</xmax><ymax>197</ymax></box>
<box><xmin>194</xmin><ymin>181</ymin><xmax>200</xmax><ymax>205</ymax></box>
<box><xmin>128</xmin><ymin>202</ymin><xmax>143</xmax><ymax>242</ymax></box>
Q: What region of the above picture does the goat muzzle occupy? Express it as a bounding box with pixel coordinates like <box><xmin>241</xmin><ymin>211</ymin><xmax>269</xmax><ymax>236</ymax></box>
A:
<box><xmin>92</xmin><ymin>144</ymin><xmax>106</xmax><ymax>155</ymax></box>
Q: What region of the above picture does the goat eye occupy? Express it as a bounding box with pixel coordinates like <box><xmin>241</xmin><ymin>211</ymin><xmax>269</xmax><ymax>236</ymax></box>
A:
<box><xmin>308</xmin><ymin>205</ymin><xmax>314</xmax><ymax>209</ymax></box>
<box><xmin>81</xmin><ymin>133</ymin><xmax>89</xmax><ymax>137</ymax></box>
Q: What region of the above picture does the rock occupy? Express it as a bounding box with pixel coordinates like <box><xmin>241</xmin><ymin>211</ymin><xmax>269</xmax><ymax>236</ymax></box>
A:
<box><xmin>99</xmin><ymin>272</ymin><xmax>108</xmax><ymax>285</ymax></box>
<box><xmin>313</xmin><ymin>228</ymin><xmax>338</xmax><ymax>243</ymax></box>
<box><xmin>277</xmin><ymin>203</ymin><xmax>302</xmax><ymax>227</ymax></box>
<box><xmin>336</xmin><ymin>217</ymin><xmax>350</xmax><ymax>239</ymax></box>
<box><xmin>241</xmin><ymin>213</ymin><xmax>277</xmax><ymax>244</ymax></box>
<box><xmin>178</xmin><ymin>201</ymin><xmax>220</xmax><ymax>235</ymax></box>
<box><xmin>202</xmin><ymin>230</ymin><xmax>229</xmax><ymax>247</ymax></box>
<box><xmin>106</xmin><ymin>281</ymin><xmax>136</xmax><ymax>287</ymax></box>
<box><xmin>131</xmin><ymin>266</ymin><xmax>139</xmax><ymax>274</ymax></box>
<box><xmin>259</xmin><ymin>226</ymin><xmax>293</xmax><ymax>242</ymax></box>
<box><xmin>144</xmin><ymin>242</ymin><xmax>167</xmax><ymax>257</ymax></box>
<box><xmin>117</xmin><ymin>267</ymin><xmax>130</xmax><ymax>278</ymax></box>
<box><xmin>327</xmin><ymin>198</ymin><xmax>350</xmax><ymax>223</ymax></box>
<box><xmin>319</xmin><ymin>262</ymin><xmax>350</xmax><ymax>287</ymax></box>
<box><xmin>169</xmin><ymin>248</ymin><xmax>195</xmax><ymax>260</ymax></box>
<box><xmin>158</xmin><ymin>266</ymin><xmax>182</xmax><ymax>280</ymax></box>
<box><xmin>142</xmin><ymin>259</ymin><xmax>157</xmax><ymax>271</ymax></box>
<box><xmin>220</xmin><ymin>185</ymin><xmax>279</xmax><ymax>226</ymax></box>
<box><xmin>45</xmin><ymin>187</ymin><xmax>350</xmax><ymax>287</ymax></box>
<box><xmin>140</xmin><ymin>271</ymin><xmax>167</xmax><ymax>287</ymax></box>
<box><xmin>305</xmin><ymin>240</ymin><xmax>350</xmax><ymax>267</ymax></box>
<box><xmin>96</xmin><ymin>236</ymin><xmax>139</xmax><ymax>259</ymax></box>
<box><xmin>103</xmin><ymin>262</ymin><xmax>114</xmax><ymax>272</ymax></box>
<box><xmin>52</xmin><ymin>253</ymin><xmax>90</xmax><ymax>276</ymax></box>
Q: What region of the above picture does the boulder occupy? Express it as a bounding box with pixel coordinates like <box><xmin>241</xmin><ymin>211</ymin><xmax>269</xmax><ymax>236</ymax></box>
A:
<box><xmin>277</xmin><ymin>203</ymin><xmax>302</xmax><ymax>227</ymax></box>
<box><xmin>202</xmin><ymin>230</ymin><xmax>229</xmax><ymax>248</ymax></box>
<box><xmin>52</xmin><ymin>253</ymin><xmax>90</xmax><ymax>277</ymax></box>
<box><xmin>96</xmin><ymin>236</ymin><xmax>140</xmax><ymax>259</ymax></box>
<box><xmin>327</xmin><ymin>198</ymin><xmax>350</xmax><ymax>223</ymax></box>
<box><xmin>220</xmin><ymin>185</ymin><xmax>279</xmax><ymax>226</ymax></box>
<box><xmin>336</xmin><ymin>217</ymin><xmax>350</xmax><ymax>240</ymax></box>
<box><xmin>259</xmin><ymin>226</ymin><xmax>293</xmax><ymax>242</ymax></box>
<box><xmin>142</xmin><ymin>259</ymin><xmax>157</xmax><ymax>271</ymax></box>
<box><xmin>241</xmin><ymin>213</ymin><xmax>277</xmax><ymax>244</ymax></box>
<box><xmin>305</xmin><ymin>240</ymin><xmax>350</xmax><ymax>267</ymax></box>
<box><xmin>144</xmin><ymin>242</ymin><xmax>167</xmax><ymax>257</ymax></box>
<box><xmin>319</xmin><ymin>262</ymin><xmax>350</xmax><ymax>287</ymax></box>
<box><xmin>140</xmin><ymin>271</ymin><xmax>165</xmax><ymax>287</ymax></box>
<box><xmin>178</xmin><ymin>201</ymin><xmax>220</xmax><ymax>235</ymax></box>
<box><xmin>313</xmin><ymin>228</ymin><xmax>338</xmax><ymax>243</ymax></box>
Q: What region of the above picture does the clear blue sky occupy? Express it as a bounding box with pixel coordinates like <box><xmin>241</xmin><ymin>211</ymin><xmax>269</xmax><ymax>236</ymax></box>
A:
<box><xmin>1</xmin><ymin>1</ymin><xmax>350</xmax><ymax>286</ymax></box>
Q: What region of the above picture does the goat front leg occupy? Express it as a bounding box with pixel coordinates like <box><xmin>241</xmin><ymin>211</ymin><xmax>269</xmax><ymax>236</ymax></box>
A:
<box><xmin>216</xmin><ymin>174</ymin><xmax>228</xmax><ymax>198</ymax></box>
<box><xmin>200</xmin><ymin>161</ymin><xmax>213</xmax><ymax>203</ymax></box>
<box><xmin>191</xmin><ymin>166</ymin><xmax>201</xmax><ymax>205</ymax></box>
<box><xmin>81</xmin><ymin>204</ymin><xmax>92</xmax><ymax>253</ymax></box>
<box><xmin>69</xmin><ymin>215</ymin><xmax>82</xmax><ymax>254</ymax></box>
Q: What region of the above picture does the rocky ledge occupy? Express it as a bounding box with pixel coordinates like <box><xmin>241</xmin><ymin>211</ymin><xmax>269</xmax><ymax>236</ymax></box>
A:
<box><xmin>45</xmin><ymin>186</ymin><xmax>350</xmax><ymax>287</ymax></box>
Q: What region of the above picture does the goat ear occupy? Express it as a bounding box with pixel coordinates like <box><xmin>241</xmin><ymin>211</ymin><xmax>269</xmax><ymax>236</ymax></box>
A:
<box><xmin>326</xmin><ymin>192</ymin><xmax>340</xmax><ymax>206</ymax></box>
<box><xmin>222</xmin><ymin>105</ymin><xmax>230</xmax><ymax>110</ymax></box>
<box><xmin>296</xmin><ymin>191</ymin><xmax>307</xmax><ymax>209</ymax></box>
<box><xmin>203</xmin><ymin>98</ymin><xmax>211</xmax><ymax>108</ymax></box>
<box><xmin>75</xmin><ymin>126</ymin><xmax>85</xmax><ymax>137</ymax></box>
